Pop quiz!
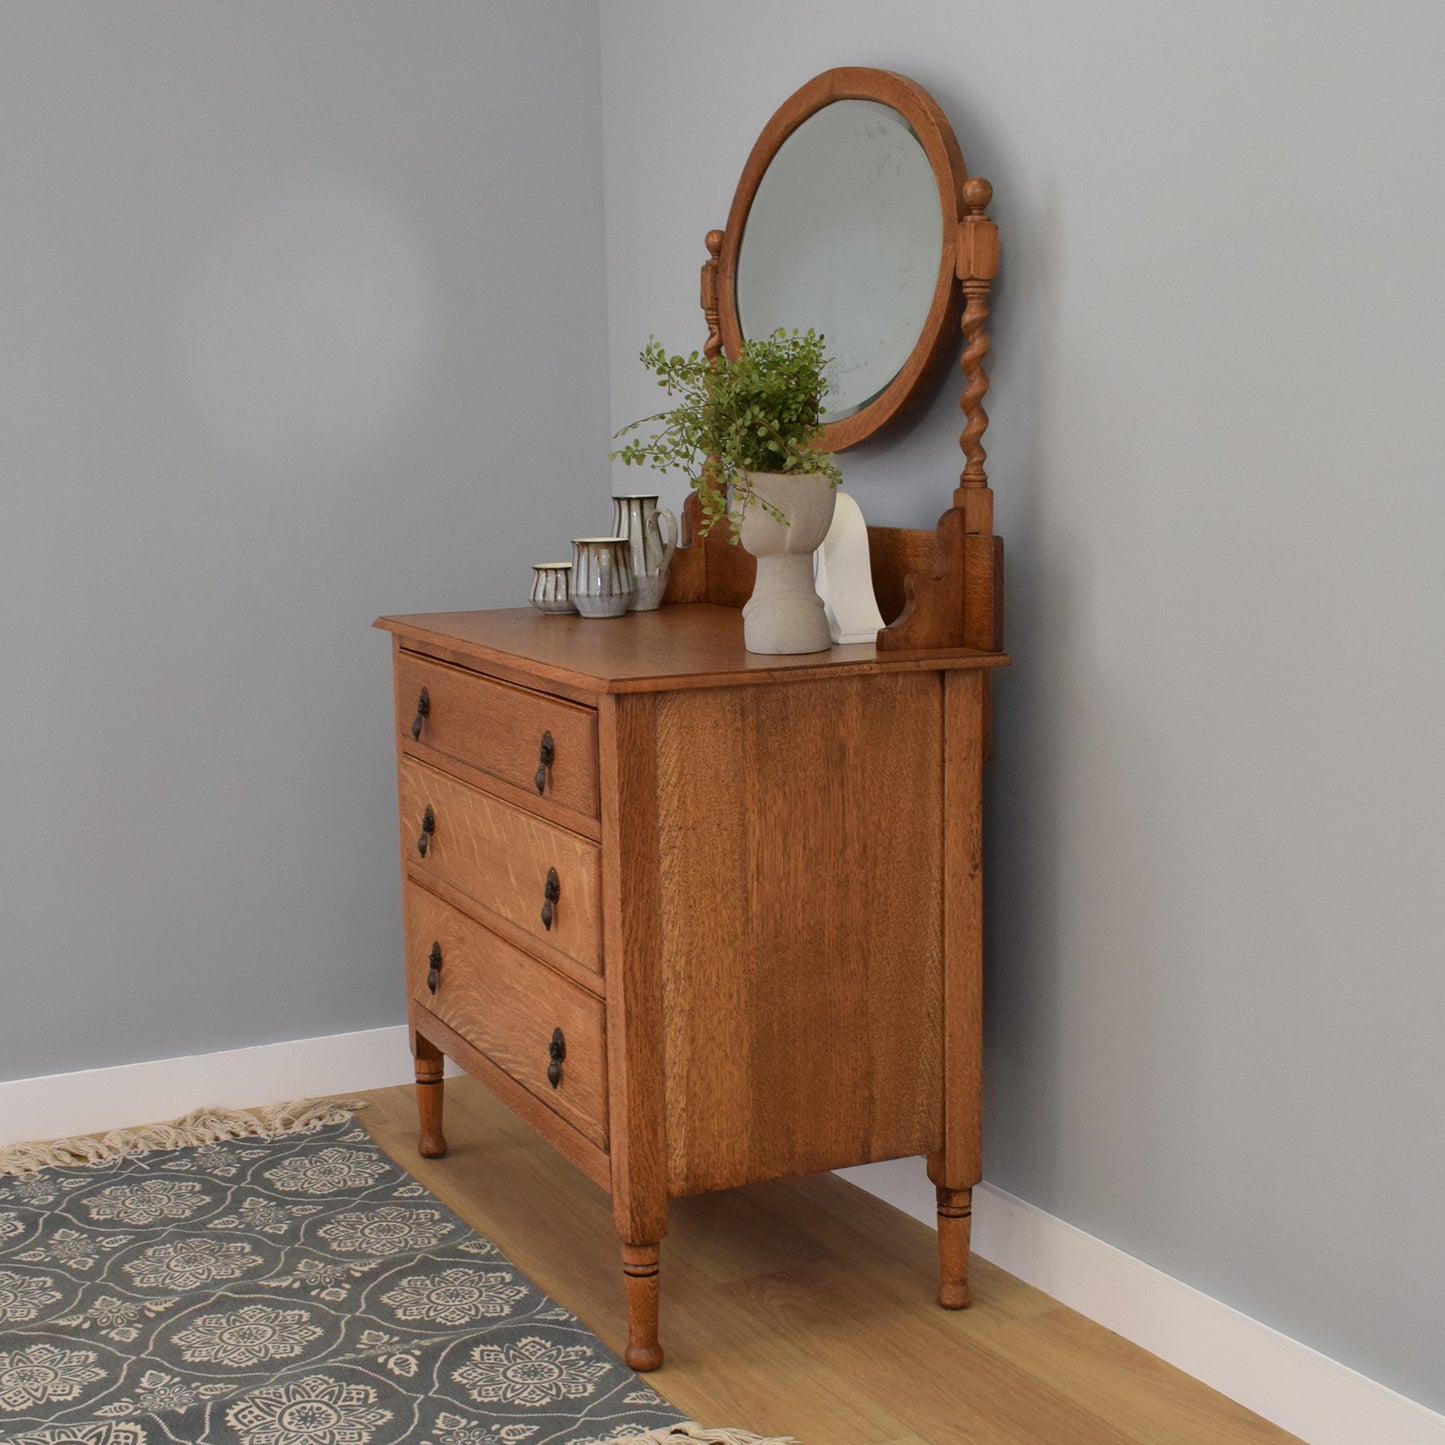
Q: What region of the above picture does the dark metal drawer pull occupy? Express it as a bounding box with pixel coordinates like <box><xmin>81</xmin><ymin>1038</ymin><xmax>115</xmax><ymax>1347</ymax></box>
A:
<box><xmin>541</xmin><ymin>868</ymin><xmax>561</xmax><ymax>931</ymax></box>
<box><xmin>417</xmin><ymin>804</ymin><xmax>436</xmax><ymax>857</ymax></box>
<box><xmin>410</xmin><ymin>687</ymin><xmax>430</xmax><ymax>741</ymax></box>
<box><xmin>547</xmin><ymin>1027</ymin><xmax>566</xmax><ymax>1088</ymax></box>
<box><xmin>535</xmin><ymin>732</ymin><xmax>555</xmax><ymax>795</ymax></box>
<box><xmin>426</xmin><ymin>940</ymin><xmax>443</xmax><ymax>994</ymax></box>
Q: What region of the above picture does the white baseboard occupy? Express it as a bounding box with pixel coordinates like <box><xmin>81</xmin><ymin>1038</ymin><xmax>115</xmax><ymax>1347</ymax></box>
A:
<box><xmin>0</xmin><ymin>1025</ymin><xmax>458</xmax><ymax>1148</ymax></box>
<box><xmin>837</xmin><ymin>1158</ymin><xmax>1445</xmax><ymax>1445</ymax></box>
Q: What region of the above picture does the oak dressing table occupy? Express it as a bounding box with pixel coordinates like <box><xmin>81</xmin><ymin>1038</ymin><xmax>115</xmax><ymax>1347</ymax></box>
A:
<box><xmin>376</xmin><ymin>67</ymin><xmax>1006</xmax><ymax>1371</ymax></box>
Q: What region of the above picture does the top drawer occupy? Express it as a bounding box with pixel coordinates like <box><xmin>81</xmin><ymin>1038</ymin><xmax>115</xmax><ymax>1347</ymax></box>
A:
<box><xmin>395</xmin><ymin>651</ymin><xmax>598</xmax><ymax>821</ymax></box>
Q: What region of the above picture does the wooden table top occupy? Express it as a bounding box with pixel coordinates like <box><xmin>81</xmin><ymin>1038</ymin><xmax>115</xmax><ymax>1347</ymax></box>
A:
<box><xmin>376</xmin><ymin>604</ymin><xmax>1009</xmax><ymax>696</ymax></box>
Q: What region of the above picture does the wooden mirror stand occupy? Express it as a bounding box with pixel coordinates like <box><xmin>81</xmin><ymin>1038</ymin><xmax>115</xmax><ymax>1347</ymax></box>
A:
<box><xmin>663</xmin><ymin>167</ymin><xmax>1002</xmax><ymax>657</ymax></box>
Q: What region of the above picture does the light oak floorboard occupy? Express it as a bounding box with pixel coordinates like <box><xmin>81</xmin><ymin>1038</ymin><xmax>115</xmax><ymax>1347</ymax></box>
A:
<box><xmin>351</xmin><ymin>1080</ymin><xmax>1300</xmax><ymax>1445</ymax></box>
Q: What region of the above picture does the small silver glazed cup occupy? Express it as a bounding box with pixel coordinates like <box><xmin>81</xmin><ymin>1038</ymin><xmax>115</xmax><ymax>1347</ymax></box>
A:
<box><xmin>529</xmin><ymin>562</ymin><xmax>576</xmax><ymax>614</ymax></box>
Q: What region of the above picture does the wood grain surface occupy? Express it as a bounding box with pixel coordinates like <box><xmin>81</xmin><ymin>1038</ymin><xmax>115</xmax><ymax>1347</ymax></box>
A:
<box><xmin>394</xmin><ymin>648</ymin><xmax>599</xmax><ymax>818</ymax></box>
<box><xmin>404</xmin><ymin>883</ymin><xmax>608</xmax><ymax>1150</ymax></box>
<box><xmin>653</xmin><ymin>673</ymin><xmax>944</xmax><ymax>1195</ymax></box>
<box><xmin>382</xmin><ymin>602</ymin><xmax>1007</xmax><ymax>1369</ymax></box>
<box><xmin>379</xmin><ymin>605</ymin><xmax>1006</xmax><ymax>697</ymax></box>
<box><xmin>399</xmin><ymin>756</ymin><xmax>602</xmax><ymax>972</ymax></box>
<box><xmin>597</xmin><ymin>692</ymin><xmax>671</xmax><ymax>1368</ymax></box>
<box><xmin>407</xmin><ymin>1004</ymin><xmax>611</xmax><ymax>1191</ymax></box>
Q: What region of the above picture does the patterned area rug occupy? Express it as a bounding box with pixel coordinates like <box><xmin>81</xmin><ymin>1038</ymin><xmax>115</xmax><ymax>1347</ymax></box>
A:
<box><xmin>0</xmin><ymin>1106</ymin><xmax>792</xmax><ymax>1445</ymax></box>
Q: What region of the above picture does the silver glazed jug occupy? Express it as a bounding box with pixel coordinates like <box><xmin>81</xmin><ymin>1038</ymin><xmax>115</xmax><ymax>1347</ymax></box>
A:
<box><xmin>611</xmin><ymin>494</ymin><xmax>678</xmax><ymax>611</ymax></box>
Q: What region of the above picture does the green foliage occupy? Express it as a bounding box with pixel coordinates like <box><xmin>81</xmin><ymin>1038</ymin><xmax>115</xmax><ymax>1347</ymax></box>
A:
<box><xmin>610</xmin><ymin>328</ymin><xmax>842</xmax><ymax>539</ymax></box>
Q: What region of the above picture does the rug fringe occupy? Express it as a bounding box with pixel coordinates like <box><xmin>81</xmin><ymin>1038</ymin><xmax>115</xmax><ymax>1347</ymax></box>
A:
<box><xmin>592</xmin><ymin>1426</ymin><xmax>799</xmax><ymax>1444</ymax></box>
<box><xmin>0</xmin><ymin>1098</ymin><xmax>368</xmax><ymax>1176</ymax></box>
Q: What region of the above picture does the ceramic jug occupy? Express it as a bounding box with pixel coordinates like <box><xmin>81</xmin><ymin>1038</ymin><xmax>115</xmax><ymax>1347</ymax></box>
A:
<box><xmin>570</xmin><ymin>536</ymin><xmax>634</xmax><ymax>618</ymax></box>
<box><xmin>611</xmin><ymin>494</ymin><xmax>678</xmax><ymax>611</ymax></box>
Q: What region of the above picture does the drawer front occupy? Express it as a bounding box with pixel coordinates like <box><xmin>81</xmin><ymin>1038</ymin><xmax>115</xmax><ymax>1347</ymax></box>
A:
<box><xmin>405</xmin><ymin>883</ymin><xmax>607</xmax><ymax>1150</ymax></box>
<box><xmin>395</xmin><ymin>651</ymin><xmax>598</xmax><ymax>820</ymax></box>
<box><xmin>399</xmin><ymin>757</ymin><xmax>601</xmax><ymax>972</ymax></box>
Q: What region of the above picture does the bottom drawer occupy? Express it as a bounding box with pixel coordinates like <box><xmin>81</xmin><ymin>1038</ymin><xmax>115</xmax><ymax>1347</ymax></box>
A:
<box><xmin>404</xmin><ymin>882</ymin><xmax>607</xmax><ymax>1150</ymax></box>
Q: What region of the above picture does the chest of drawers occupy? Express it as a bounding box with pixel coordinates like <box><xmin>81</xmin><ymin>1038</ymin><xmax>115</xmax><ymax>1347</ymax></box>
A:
<box><xmin>377</xmin><ymin>602</ymin><xmax>1005</xmax><ymax>1369</ymax></box>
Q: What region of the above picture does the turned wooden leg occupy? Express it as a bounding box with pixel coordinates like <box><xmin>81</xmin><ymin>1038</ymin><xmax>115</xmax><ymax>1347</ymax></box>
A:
<box><xmin>414</xmin><ymin>1034</ymin><xmax>447</xmax><ymax>1159</ymax></box>
<box><xmin>936</xmin><ymin>1184</ymin><xmax>973</xmax><ymax>1309</ymax></box>
<box><xmin>619</xmin><ymin>1241</ymin><xmax>662</xmax><ymax>1371</ymax></box>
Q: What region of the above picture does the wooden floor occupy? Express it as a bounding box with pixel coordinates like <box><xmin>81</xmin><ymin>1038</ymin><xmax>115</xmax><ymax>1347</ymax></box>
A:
<box><xmin>354</xmin><ymin>1079</ymin><xmax>1299</xmax><ymax>1445</ymax></box>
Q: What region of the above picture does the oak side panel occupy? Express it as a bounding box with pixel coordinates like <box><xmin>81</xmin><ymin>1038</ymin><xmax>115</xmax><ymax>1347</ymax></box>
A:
<box><xmin>655</xmin><ymin>673</ymin><xmax>945</xmax><ymax>1195</ymax></box>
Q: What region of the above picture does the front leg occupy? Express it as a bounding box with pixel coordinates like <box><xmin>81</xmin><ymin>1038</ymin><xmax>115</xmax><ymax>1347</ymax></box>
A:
<box><xmin>933</xmin><ymin>1180</ymin><xmax>973</xmax><ymax>1309</ymax></box>
<box><xmin>413</xmin><ymin>1031</ymin><xmax>447</xmax><ymax>1159</ymax></box>
<box><xmin>618</xmin><ymin>1240</ymin><xmax>662</xmax><ymax>1371</ymax></box>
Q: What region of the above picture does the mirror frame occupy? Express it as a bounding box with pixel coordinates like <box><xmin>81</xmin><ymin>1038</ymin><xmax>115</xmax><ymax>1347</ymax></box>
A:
<box><xmin>716</xmin><ymin>67</ymin><xmax>970</xmax><ymax>452</ymax></box>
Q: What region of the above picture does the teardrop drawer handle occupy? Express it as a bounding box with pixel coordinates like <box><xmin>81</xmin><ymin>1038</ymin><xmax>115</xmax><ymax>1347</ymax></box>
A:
<box><xmin>547</xmin><ymin>1027</ymin><xmax>566</xmax><ymax>1088</ymax></box>
<box><xmin>410</xmin><ymin>687</ymin><xmax>430</xmax><ymax>741</ymax></box>
<box><xmin>417</xmin><ymin>804</ymin><xmax>436</xmax><ymax>858</ymax></box>
<box><xmin>535</xmin><ymin>732</ymin><xmax>555</xmax><ymax>795</ymax></box>
<box><xmin>426</xmin><ymin>940</ymin><xmax>443</xmax><ymax>994</ymax></box>
<box><xmin>541</xmin><ymin>868</ymin><xmax>561</xmax><ymax>931</ymax></box>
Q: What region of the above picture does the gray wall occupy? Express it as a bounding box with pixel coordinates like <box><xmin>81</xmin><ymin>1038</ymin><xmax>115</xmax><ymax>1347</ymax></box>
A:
<box><xmin>5</xmin><ymin>0</ymin><xmax>1440</xmax><ymax>1417</ymax></box>
<box><xmin>0</xmin><ymin>4</ymin><xmax>611</xmax><ymax>1077</ymax></box>
<box><xmin>599</xmin><ymin>0</ymin><xmax>1445</xmax><ymax>1415</ymax></box>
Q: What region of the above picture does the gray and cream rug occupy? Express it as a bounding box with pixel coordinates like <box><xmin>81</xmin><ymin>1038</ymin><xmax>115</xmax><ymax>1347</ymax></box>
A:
<box><xmin>0</xmin><ymin>1104</ymin><xmax>792</xmax><ymax>1445</ymax></box>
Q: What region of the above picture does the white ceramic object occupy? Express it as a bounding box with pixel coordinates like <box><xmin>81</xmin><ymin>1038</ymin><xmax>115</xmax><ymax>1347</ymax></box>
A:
<box><xmin>611</xmin><ymin>494</ymin><xmax>678</xmax><ymax>611</ymax></box>
<box><xmin>814</xmin><ymin>491</ymin><xmax>885</xmax><ymax>644</ymax></box>
<box><xmin>529</xmin><ymin>562</ymin><xmax>576</xmax><ymax>614</ymax></box>
<box><xmin>737</xmin><ymin>470</ymin><xmax>837</xmax><ymax>654</ymax></box>
<box><xmin>570</xmin><ymin>536</ymin><xmax>634</xmax><ymax>618</ymax></box>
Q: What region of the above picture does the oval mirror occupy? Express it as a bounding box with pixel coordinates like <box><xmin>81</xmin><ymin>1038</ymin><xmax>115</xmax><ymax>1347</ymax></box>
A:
<box><xmin>717</xmin><ymin>69</ymin><xmax>969</xmax><ymax>452</ymax></box>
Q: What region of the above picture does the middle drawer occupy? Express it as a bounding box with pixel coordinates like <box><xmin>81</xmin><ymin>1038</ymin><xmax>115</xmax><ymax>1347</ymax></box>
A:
<box><xmin>399</xmin><ymin>756</ymin><xmax>601</xmax><ymax>973</ymax></box>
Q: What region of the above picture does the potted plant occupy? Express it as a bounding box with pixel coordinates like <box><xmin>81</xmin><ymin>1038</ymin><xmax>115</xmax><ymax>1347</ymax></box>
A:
<box><xmin>611</xmin><ymin>328</ymin><xmax>842</xmax><ymax>654</ymax></box>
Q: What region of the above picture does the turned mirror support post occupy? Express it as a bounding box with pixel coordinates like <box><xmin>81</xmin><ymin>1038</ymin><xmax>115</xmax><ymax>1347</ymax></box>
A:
<box><xmin>877</xmin><ymin>175</ymin><xmax>1001</xmax><ymax>655</ymax></box>
<box><xmin>956</xmin><ymin>176</ymin><xmax>999</xmax><ymax>537</ymax></box>
<box><xmin>700</xmin><ymin>229</ymin><xmax>724</xmax><ymax>362</ymax></box>
<box><xmin>661</xmin><ymin>230</ymin><xmax>732</xmax><ymax>605</ymax></box>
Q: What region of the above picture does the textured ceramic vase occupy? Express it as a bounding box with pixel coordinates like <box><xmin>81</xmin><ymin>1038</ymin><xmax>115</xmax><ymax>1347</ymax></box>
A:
<box><xmin>570</xmin><ymin>537</ymin><xmax>634</xmax><ymax>618</ymax></box>
<box><xmin>737</xmin><ymin>470</ymin><xmax>838</xmax><ymax>654</ymax></box>
<box><xmin>529</xmin><ymin>562</ymin><xmax>577</xmax><ymax>614</ymax></box>
<box><xmin>611</xmin><ymin>494</ymin><xmax>678</xmax><ymax>611</ymax></box>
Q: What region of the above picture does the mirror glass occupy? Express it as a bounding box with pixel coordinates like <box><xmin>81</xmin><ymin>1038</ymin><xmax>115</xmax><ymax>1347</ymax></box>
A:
<box><xmin>735</xmin><ymin>100</ymin><xmax>943</xmax><ymax>424</ymax></box>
